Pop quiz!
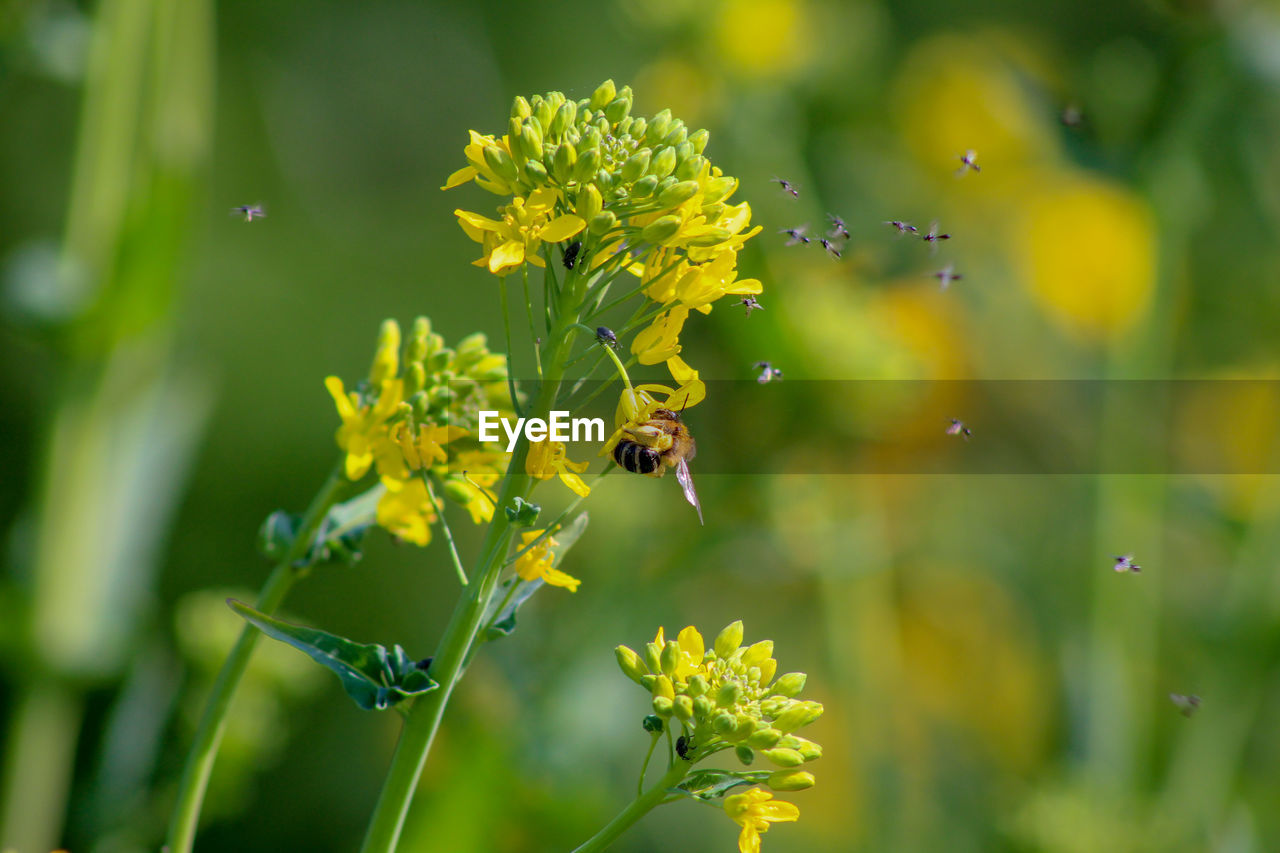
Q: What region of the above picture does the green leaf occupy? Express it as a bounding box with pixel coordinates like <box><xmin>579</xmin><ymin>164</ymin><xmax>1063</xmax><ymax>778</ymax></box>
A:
<box><xmin>257</xmin><ymin>510</ymin><xmax>300</xmax><ymax>562</ymax></box>
<box><xmin>227</xmin><ymin>600</ymin><xmax>437</xmax><ymax>710</ymax></box>
<box><xmin>504</xmin><ymin>496</ymin><xmax>541</xmax><ymax>526</ymax></box>
<box><xmin>673</xmin><ymin>769</ymin><xmax>771</xmax><ymax>802</ymax></box>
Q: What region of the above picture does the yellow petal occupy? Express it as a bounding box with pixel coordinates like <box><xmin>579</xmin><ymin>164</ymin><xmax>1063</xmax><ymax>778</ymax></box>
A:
<box><xmin>441</xmin><ymin>165</ymin><xmax>478</xmax><ymax>190</ymax></box>
<box><xmin>539</xmin><ymin>214</ymin><xmax>586</xmax><ymax>243</ymax></box>
<box><xmin>489</xmin><ymin>239</ymin><xmax>525</xmax><ymax>273</ymax></box>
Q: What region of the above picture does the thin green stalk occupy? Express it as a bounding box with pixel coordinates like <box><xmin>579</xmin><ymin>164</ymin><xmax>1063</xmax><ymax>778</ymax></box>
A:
<box><xmin>165</xmin><ymin>463</ymin><xmax>352</xmax><ymax>853</ymax></box>
<box><xmin>359</xmin><ymin>268</ymin><xmax>589</xmax><ymax>853</ymax></box>
<box><xmin>499</xmin><ymin>280</ymin><xmax>524</xmax><ymax>416</ymax></box>
<box><xmin>571</xmin><ymin>762</ymin><xmax>689</xmax><ymax>853</ymax></box>
<box><xmin>522</xmin><ymin>266</ymin><xmax>542</xmax><ymax>372</ymax></box>
<box><xmin>420</xmin><ymin>472</ymin><xmax>467</xmax><ymax>586</ymax></box>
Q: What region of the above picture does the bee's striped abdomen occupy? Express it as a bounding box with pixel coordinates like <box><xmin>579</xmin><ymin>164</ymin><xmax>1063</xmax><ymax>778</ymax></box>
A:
<box><xmin>614</xmin><ymin>441</ymin><xmax>662</xmax><ymax>475</ymax></box>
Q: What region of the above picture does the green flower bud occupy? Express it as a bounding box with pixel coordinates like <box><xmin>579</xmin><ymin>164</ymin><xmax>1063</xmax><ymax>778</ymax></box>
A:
<box><xmin>727</xmin><ymin>715</ymin><xmax>755</xmax><ymax>743</ymax></box>
<box><xmin>657</xmin><ymin>180</ymin><xmax>700</xmax><ymax>208</ymax></box>
<box><xmin>673</xmin><ymin>695</ymin><xmax>694</xmax><ymax>722</ymax></box>
<box><xmin>675</xmin><ymin>140</ymin><xmax>694</xmax><ymax>163</ymax></box>
<box><xmin>632</xmin><ymin>174</ymin><xmax>659</xmax><ymax>198</ymax></box>
<box><xmin>615</xmin><ymin>116</ymin><xmax>634</xmax><ymax>136</ymax></box>
<box><xmin>770</xmin><ymin>672</ymin><xmax>807</xmax><ymax>698</ymax></box>
<box><xmin>405</xmin><ymin>362</ymin><xmax>427</xmax><ymax>396</ymax></box>
<box><xmin>767</xmin><ymin>770</ymin><xmax>815</xmax><ymax>792</ymax></box>
<box><xmin>522</xmin><ymin>158</ymin><xmax>548</xmax><ymax>184</ymax></box>
<box><xmin>511</xmin><ymin>95</ymin><xmax>532</xmax><ymax>119</ymax></box>
<box><xmin>442</xmin><ymin>478</ymin><xmax>475</xmax><ymax>506</ymax></box>
<box><xmin>644</xmin><ymin>641</ymin><xmax>662</xmax><ymax>674</ymax></box>
<box><xmin>519</xmin><ymin>124</ymin><xmax>543</xmax><ymax>161</ymax></box>
<box><xmin>533</xmin><ymin>101</ymin><xmax>554</xmax><ymax>133</ymax></box>
<box><xmin>620</xmin><ymin>148</ymin><xmax>652</xmax><ymax>183</ymax></box>
<box><xmin>594</xmin><ymin>170</ymin><xmax>614</xmax><ymax>192</ymax></box>
<box><xmin>773</xmin><ymin>700</ymin><xmax>823</xmax><ymax>733</ymax></box>
<box><xmin>549</xmin><ymin>100</ymin><xmax>576</xmax><ymax>137</ymax></box>
<box><xmin>735</xmin><ymin>745</ymin><xmax>756</xmax><ymax>765</ymax></box>
<box><xmin>579</xmin><ymin>126</ymin><xmax>601</xmax><ymax>152</ymax></box>
<box><xmin>716</xmin><ymin>681</ymin><xmax>742</xmax><ymax>708</ymax></box>
<box><xmin>712</xmin><ymin>712</ymin><xmax>736</xmax><ymax>735</ymax></box>
<box><xmin>369</xmin><ymin>319</ymin><xmax>401</xmax><ymax>385</ymax></box>
<box><xmin>742</xmin><ymin>640</ymin><xmax>774</xmax><ymax>668</ymax></box>
<box><xmin>745</xmin><ymin>727</ymin><xmax>783</xmax><ymax>749</ymax></box>
<box><xmin>605</xmin><ymin>95</ymin><xmax>631</xmax><ymax>124</ymax></box>
<box><xmin>692</xmin><ymin>696</ymin><xmax>714</xmax><ymax>718</ymax></box>
<box><xmin>589</xmin><ymin>79</ymin><xmax>616</xmax><ymax>110</ymax></box>
<box><xmin>689</xmin><ymin>128</ymin><xmax>710</xmax><ymax>153</ymax></box>
<box><xmin>660</xmin><ymin>641</ymin><xmax>680</xmax><ymax>677</ymax></box>
<box><xmin>714</xmin><ymin>621</ymin><xmax>744</xmax><ymax>659</ymax></box>
<box><xmin>616</xmin><ymin>645</ymin><xmax>648</xmax><ymax>684</ymax></box>
<box><xmin>662</xmin><ymin>120</ymin><xmax>687</xmax><ymax>147</ymax></box>
<box><xmin>640</xmin><ymin>214</ymin><xmax>682</xmax><ymax>244</ymax></box>
<box><xmin>649</xmin><ymin>146</ymin><xmax>677</xmax><ymax>178</ymax></box>
<box><xmin>577</xmin><ymin>184</ymin><xmax>603</xmax><ymax>223</ymax></box>
<box><xmin>759</xmin><ymin>697</ymin><xmax>787</xmax><ymax>717</ymax></box>
<box><xmin>482</xmin><ymin>145</ymin><xmax>519</xmax><ymax>183</ymax></box>
<box><xmin>552</xmin><ymin>143</ymin><xmax>577</xmax><ymax>183</ymax></box>
<box><xmin>426</xmin><ymin>347</ymin><xmax>452</xmax><ymax>372</ymax></box>
<box><xmin>702</xmin><ymin>176</ymin><xmax>738</xmax><ymax>204</ymax></box>
<box><xmin>573</xmin><ymin>148</ymin><xmax>602</xmax><ymax>183</ymax></box>
<box><xmin>686</xmin><ymin>674</ymin><xmax>708</xmax><ymax>697</ymax></box>
<box><xmin>407</xmin><ymin>316</ymin><xmax>431</xmax><ymax>363</ymax></box>
<box><xmin>629</xmin><ymin>117</ymin><xmax>647</xmax><ymax>140</ymax></box>
<box><xmin>643</xmin><ymin>714</ymin><xmax>664</xmax><ymax>734</ymax></box>
<box><xmin>427</xmin><ymin>385</ymin><xmax>455</xmax><ymax>409</ymax></box>
<box><xmin>675</xmin><ymin>154</ymin><xmax>705</xmax><ymax>181</ymax></box>
<box><xmin>645</xmin><ymin>109</ymin><xmax>672</xmax><ymax>144</ymax></box>
<box><xmin>762</xmin><ymin>747</ymin><xmax>805</xmax><ymax>768</ymax></box>
<box><xmin>589</xmin><ymin>211</ymin><xmax>617</xmax><ymax>236</ymax></box>
<box><xmin>794</xmin><ymin>739</ymin><xmax>822</xmax><ymax>762</ymax></box>
<box><xmin>688</xmin><ymin>228</ymin><xmax>731</xmax><ymax>247</ymax></box>
<box><xmin>652</xmin><ymin>695</ymin><xmax>674</xmax><ymax>717</ymax></box>
<box><xmin>653</xmin><ymin>674</ymin><xmax>675</xmax><ymax>701</ymax></box>
<box><xmin>640</xmin><ymin>674</ymin><xmax>656</xmax><ymax>690</ymax></box>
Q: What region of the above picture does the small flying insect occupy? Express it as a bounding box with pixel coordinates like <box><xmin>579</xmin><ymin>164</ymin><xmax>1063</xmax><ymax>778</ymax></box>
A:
<box><xmin>1060</xmin><ymin>103</ymin><xmax>1084</xmax><ymax>128</ymax></box>
<box><xmin>675</xmin><ymin>735</ymin><xmax>695</xmax><ymax>761</ymax></box>
<box><xmin>956</xmin><ymin>149</ymin><xmax>981</xmax><ymax>176</ymax></box>
<box><xmin>885</xmin><ymin>220</ymin><xmax>918</xmax><ymax>235</ymax></box>
<box><xmin>933</xmin><ymin>264</ymin><xmax>964</xmax><ymax>291</ymax></box>
<box><xmin>738</xmin><ymin>295</ymin><xmax>763</xmax><ymax>317</ymax></box>
<box><xmin>563</xmin><ymin>240</ymin><xmax>583</xmax><ymax>270</ymax></box>
<box><xmin>1169</xmin><ymin>693</ymin><xmax>1201</xmax><ymax>718</ymax></box>
<box><xmin>771</xmin><ymin>176</ymin><xmax>800</xmax><ymax>199</ymax></box>
<box><xmin>920</xmin><ymin>221</ymin><xmax>951</xmax><ymax>253</ymax></box>
<box><xmin>596</xmin><ymin>326</ymin><xmax>618</xmax><ymax>349</ymax></box>
<box><xmin>754</xmin><ymin>361</ymin><xmax>783</xmax><ymax>384</ymax></box>
<box><xmin>231</xmin><ymin>204</ymin><xmax>266</xmax><ymax>222</ymax></box>
<box><xmin>827</xmin><ymin>214</ymin><xmax>850</xmax><ymax>240</ymax></box>
<box><xmin>612</xmin><ymin>407</ymin><xmax>702</xmax><ymax>523</ymax></box>
<box><xmin>1113</xmin><ymin>554</ymin><xmax>1141</xmax><ymax>574</ymax></box>
<box><xmin>818</xmin><ymin>237</ymin><xmax>843</xmax><ymax>259</ymax></box>
<box><xmin>946</xmin><ymin>418</ymin><xmax>972</xmax><ymax>440</ymax></box>
<box><xmin>779</xmin><ymin>225</ymin><xmax>811</xmax><ymax>246</ymax></box>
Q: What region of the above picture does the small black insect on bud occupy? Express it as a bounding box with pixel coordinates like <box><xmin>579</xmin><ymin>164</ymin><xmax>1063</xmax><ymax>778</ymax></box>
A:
<box><xmin>642</xmin><ymin>714</ymin><xmax>665</xmax><ymax>734</ymax></box>
<box><xmin>596</xmin><ymin>326</ymin><xmax>618</xmax><ymax>349</ymax></box>
<box><xmin>675</xmin><ymin>734</ymin><xmax>695</xmax><ymax>760</ymax></box>
<box><xmin>563</xmin><ymin>240</ymin><xmax>583</xmax><ymax>270</ymax></box>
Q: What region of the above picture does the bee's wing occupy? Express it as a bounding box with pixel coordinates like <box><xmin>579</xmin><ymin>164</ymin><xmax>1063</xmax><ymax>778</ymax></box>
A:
<box><xmin>675</xmin><ymin>458</ymin><xmax>703</xmax><ymax>525</ymax></box>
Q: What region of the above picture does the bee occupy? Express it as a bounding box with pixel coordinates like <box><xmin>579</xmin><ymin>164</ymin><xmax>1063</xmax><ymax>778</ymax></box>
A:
<box><xmin>563</xmin><ymin>240</ymin><xmax>583</xmax><ymax>270</ymax></box>
<box><xmin>1113</xmin><ymin>554</ymin><xmax>1141</xmax><ymax>573</ymax></box>
<box><xmin>675</xmin><ymin>735</ymin><xmax>695</xmax><ymax>761</ymax></box>
<box><xmin>933</xmin><ymin>264</ymin><xmax>963</xmax><ymax>291</ymax></box>
<box><xmin>955</xmin><ymin>149</ymin><xmax>981</xmax><ymax>176</ymax></box>
<box><xmin>231</xmin><ymin>203</ymin><xmax>266</xmax><ymax>222</ymax></box>
<box><xmin>946</xmin><ymin>418</ymin><xmax>971</xmax><ymax>440</ymax></box>
<box><xmin>771</xmin><ymin>176</ymin><xmax>800</xmax><ymax>198</ymax></box>
<box><xmin>613</xmin><ymin>408</ymin><xmax>702</xmax><ymax>523</ymax></box>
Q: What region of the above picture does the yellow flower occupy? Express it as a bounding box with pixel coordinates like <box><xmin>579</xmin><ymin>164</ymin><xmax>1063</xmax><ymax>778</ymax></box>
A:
<box><xmin>375</xmin><ymin>478</ymin><xmax>436</xmax><ymax>546</ymax></box>
<box><xmin>375</xmin><ymin>421</ymin><xmax>468</xmax><ymax>481</ymax></box>
<box><xmin>650</xmin><ymin>624</ymin><xmax>705</xmax><ymax>682</ymax></box>
<box><xmin>455</xmin><ymin>188</ymin><xmax>585</xmax><ymax>275</ymax></box>
<box><xmin>325</xmin><ymin>376</ymin><xmax>404</xmax><ymax>480</ymax></box>
<box><xmin>513</xmin><ymin>530</ymin><xmax>580</xmax><ymax>592</ymax></box>
<box><xmin>723</xmin><ymin>788</ymin><xmax>800</xmax><ymax>853</ymax></box>
<box><xmin>526</xmin><ymin>439</ymin><xmax>591</xmax><ymax>497</ymax></box>
<box><xmin>441</xmin><ymin>130</ymin><xmax>519</xmax><ymax>195</ymax></box>
<box><xmin>631</xmin><ymin>306</ymin><xmax>690</xmax><ymax>365</ymax></box>
<box><xmin>603</xmin><ymin>367</ymin><xmax>706</xmax><ymax>458</ymax></box>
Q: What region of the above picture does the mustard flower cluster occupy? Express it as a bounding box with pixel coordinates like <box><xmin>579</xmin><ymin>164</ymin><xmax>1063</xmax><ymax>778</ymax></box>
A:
<box><xmin>616</xmin><ymin>621</ymin><xmax>823</xmax><ymax>852</ymax></box>
<box><xmin>325</xmin><ymin>317</ymin><xmax>515</xmax><ymax>544</ymax></box>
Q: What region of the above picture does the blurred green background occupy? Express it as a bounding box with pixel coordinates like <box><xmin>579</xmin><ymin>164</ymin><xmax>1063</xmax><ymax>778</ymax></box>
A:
<box><xmin>3</xmin><ymin>0</ymin><xmax>1280</xmax><ymax>851</ymax></box>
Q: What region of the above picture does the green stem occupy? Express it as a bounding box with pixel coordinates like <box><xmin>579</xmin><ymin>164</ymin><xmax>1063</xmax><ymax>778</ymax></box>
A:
<box><xmin>499</xmin><ymin>280</ymin><xmax>524</xmax><ymax>416</ymax></box>
<box><xmin>571</xmin><ymin>762</ymin><xmax>689</xmax><ymax>853</ymax></box>
<box><xmin>165</xmin><ymin>462</ymin><xmax>352</xmax><ymax>853</ymax></box>
<box><xmin>359</xmin><ymin>268</ymin><xmax>588</xmax><ymax>853</ymax></box>
<box><xmin>421</xmin><ymin>473</ymin><xmax>467</xmax><ymax>586</ymax></box>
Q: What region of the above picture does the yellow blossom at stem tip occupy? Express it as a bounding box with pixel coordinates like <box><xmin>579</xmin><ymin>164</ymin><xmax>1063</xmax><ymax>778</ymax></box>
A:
<box><xmin>375</xmin><ymin>478</ymin><xmax>436</xmax><ymax>546</ymax></box>
<box><xmin>325</xmin><ymin>375</ymin><xmax>404</xmax><ymax>480</ymax></box>
<box><xmin>455</xmin><ymin>188</ymin><xmax>585</xmax><ymax>276</ymax></box>
<box><xmin>723</xmin><ymin>788</ymin><xmax>800</xmax><ymax>853</ymax></box>
<box><xmin>513</xmin><ymin>529</ymin><xmax>580</xmax><ymax>592</ymax></box>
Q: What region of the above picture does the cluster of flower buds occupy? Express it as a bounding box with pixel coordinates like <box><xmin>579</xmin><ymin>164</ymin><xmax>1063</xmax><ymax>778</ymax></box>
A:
<box><xmin>616</xmin><ymin>621</ymin><xmax>823</xmax><ymax>788</ymax></box>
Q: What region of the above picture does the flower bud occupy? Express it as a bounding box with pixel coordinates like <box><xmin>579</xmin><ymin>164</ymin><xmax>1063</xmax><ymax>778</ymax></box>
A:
<box><xmin>652</xmin><ymin>695</ymin><xmax>674</xmax><ymax>717</ymax></box>
<box><xmin>688</xmin><ymin>228</ymin><xmax>731</xmax><ymax>247</ymax></box>
<box><xmin>758</xmin><ymin>658</ymin><xmax>778</xmax><ymax>685</ymax></box>
<box><xmin>552</xmin><ymin>143</ymin><xmax>577</xmax><ymax>183</ymax></box>
<box><xmin>728</xmin><ymin>715</ymin><xmax>755</xmax><ymax>743</ymax></box>
<box><xmin>549</xmin><ymin>100</ymin><xmax>576</xmax><ymax>137</ymax></box>
<box><xmin>649</xmin><ymin>146</ymin><xmax>677</xmax><ymax>178</ymax></box>
<box><xmin>369</xmin><ymin>319</ymin><xmax>401</xmax><ymax>385</ymax></box>
<box><xmin>712</xmin><ymin>712</ymin><xmax>736</xmax><ymax>735</ymax></box>
<box><xmin>759</xmin><ymin>697</ymin><xmax>787</xmax><ymax>717</ymax></box>
<box><xmin>573</xmin><ymin>148</ymin><xmax>601</xmax><ymax>183</ymax></box>
<box><xmin>640</xmin><ymin>674</ymin><xmax>656</xmax><ymax>690</ymax></box>
<box><xmin>686</xmin><ymin>674</ymin><xmax>708</xmax><ymax>697</ymax></box>
<box><xmin>642</xmin><ymin>714</ymin><xmax>664</xmax><ymax>734</ymax></box>
<box><xmin>735</xmin><ymin>745</ymin><xmax>756</xmax><ymax>765</ymax></box>
<box><xmin>675</xmin><ymin>154</ymin><xmax>705</xmax><ymax>181</ymax></box>
<box><xmin>511</xmin><ymin>95</ymin><xmax>532</xmax><ymax>119</ymax></box>
<box><xmin>589</xmin><ymin>211</ymin><xmax>617</xmax><ymax>236</ymax></box>
<box><xmin>675</xmin><ymin>140</ymin><xmax>694</xmax><ymax>163</ymax></box>
<box><xmin>773</xmin><ymin>701</ymin><xmax>823</xmax><ymax>733</ymax></box>
<box><xmin>714</xmin><ymin>621</ymin><xmax>744</xmax><ymax>659</ymax></box>
<box><xmin>762</xmin><ymin>747</ymin><xmax>805</xmax><ymax>768</ymax></box>
<box><xmin>640</xmin><ymin>214</ymin><xmax>682</xmax><ymax>244</ymax></box>
<box><xmin>605</xmin><ymin>94</ymin><xmax>631</xmax><ymax>125</ymax></box>
<box><xmin>745</xmin><ymin>727</ymin><xmax>782</xmax><ymax>749</ymax></box>
<box><xmin>521</xmin><ymin>158</ymin><xmax>548</xmax><ymax>184</ymax></box>
<box><xmin>742</xmin><ymin>640</ymin><xmax>774</xmax><ymax>668</ymax></box>
<box><xmin>576</xmin><ymin>184</ymin><xmax>603</xmax><ymax>223</ymax></box>
<box><xmin>620</xmin><ymin>148</ymin><xmax>652</xmax><ymax>183</ymax></box>
<box><xmin>770</xmin><ymin>672</ymin><xmax>807</xmax><ymax>698</ymax></box>
<box><xmin>616</xmin><ymin>645</ymin><xmax>648</xmax><ymax>684</ymax></box>
<box><xmin>692</xmin><ymin>696</ymin><xmax>714</xmax><ymax>718</ymax></box>
<box><xmin>662</xmin><ymin>120</ymin><xmax>687</xmax><ymax>147</ymax></box>
<box><xmin>688</xmin><ymin>128</ymin><xmax>710</xmax><ymax>153</ymax></box>
<box><xmin>632</xmin><ymin>175</ymin><xmax>659</xmax><ymax>198</ymax></box>
<box><xmin>405</xmin><ymin>362</ymin><xmax>426</xmax><ymax>396</ymax></box>
<box><xmin>660</xmin><ymin>641</ymin><xmax>680</xmax><ymax>676</ymax></box>
<box><xmin>518</xmin><ymin>124</ymin><xmax>543</xmax><ymax>161</ymax></box>
<box><xmin>482</xmin><ymin>144</ymin><xmax>519</xmax><ymax>183</ymax></box>
<box><xmin>793</xmin><ymin>738</ymin><xmax>822</xmax><ymax>762</ymax></box>
<box><xmin>442</xmin><ymin>478</ymin><xmax>475</xmax><ymax>506</ymax></box>
<box><xmin>645</xmin><ymin>109</ymin><xmax>672</xmax><ymax>144</ymax></box>
<box><xmin>767</xmin><ymin>770</ymin><xmax>815</xmax><ymax>792</ymax></box>
<box><xmin>533</xmin><ymin>101</ymin><xmax>553</xmax><ymax>133</ymax></box>
<box><xmin>673</xmin><ymin>694</ymin><xmax>694</xmax><ymax>722</ymax></box>
<box><xmin>589</xmin><ymin>79</ymin><xmax>616</xmax><ymax>110</ymax></box>
<box><xmin>629</xmin><ymin>117</ymin><xmax>648</xmax><ymax>140</ymax></box>
<box><xmin>702</xmin><ymin>176</ymin><xmax>738</xmax><ymax>204</ymax></box>
<box><xmin>716</xmin><ymin>681</ymin><xmax>742</xmax><ymax>708</ymax></box>
<box><xmin>407</xmin><ymin>316</ymin><xmax>431</xmax><ymax>363</ymax></box>
<box><xmin>657</xmin><ymin>180</ymin><xmax>700</xmax><ymax>208</ymax></box>
<box><xmin>652</xmin><ymin>674</ymin><xmax>675</xmax><ymax>701</ymax></box>
<box><xmin>644</xmin><ymin>641</ymin><xmax>662</xmax><ymax>674</ymax></box>
<box><xmin>579</xmin><ymin>126</ymin><xmax>601</xmax><ymax>152</ymax></box>
<box><xmin>701</xmin><ymin>202</ymin><xmax>725</xmax><ymax>221</ymax></box>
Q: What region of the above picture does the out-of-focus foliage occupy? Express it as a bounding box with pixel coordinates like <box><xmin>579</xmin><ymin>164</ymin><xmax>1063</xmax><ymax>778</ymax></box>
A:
<box><xmin>3</xmin><ymin>0</ymin><xmax>1280</xmax><ymax>851</ymax></box>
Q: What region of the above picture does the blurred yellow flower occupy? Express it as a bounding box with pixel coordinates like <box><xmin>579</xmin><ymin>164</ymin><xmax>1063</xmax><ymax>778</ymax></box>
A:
<box><xmin>513</xmin><ymin>529</ymin><xmax>580</xmax><ymax>592</ymax></box>
<box><xmin>525</xmin><ymin>439</ymin><xmax>591</xmax><ymax>497</ymax></box>
<box><xmin>325</xmin><ymin>376</ymin><xmax>404</xmax><ymax>480</ymax></box>
<box><xmin>1015</xmin><ymin>173</ymin><xmax>1156</xmax><ymax>340</ymax></box>
<box><xmin>375</xmin><ymin>478</ymin><xmax>436</xmax><ymax>546</ymax></box>
<box><xmin>723</xmin><ymin>787</ymin><xmax>800</xmax><ymax>853</ymax></box>
<box><xmin>714</xmin><ymin>0</ymin><xmax>811</xmax><ymax>79</ymax></box>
